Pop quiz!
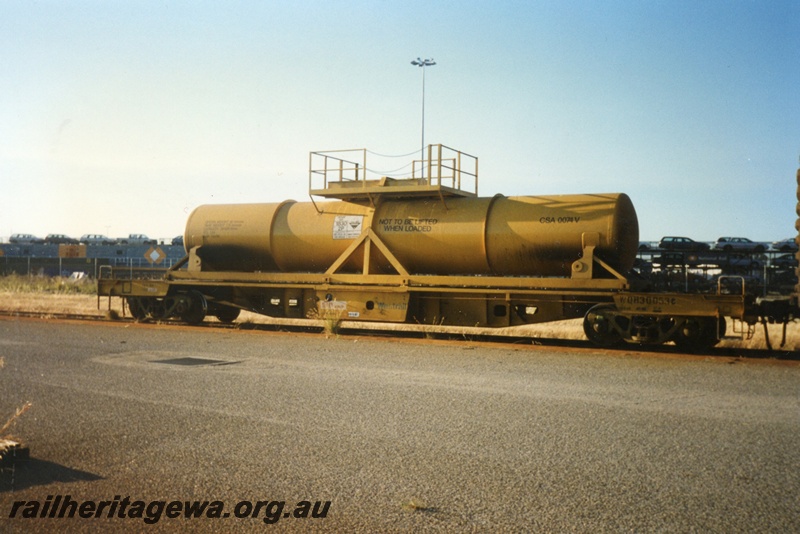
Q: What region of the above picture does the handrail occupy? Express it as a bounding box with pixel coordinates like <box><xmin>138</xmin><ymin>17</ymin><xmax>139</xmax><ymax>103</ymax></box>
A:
<box><xmin>309</xmin><ymin>149</ymin><xmax>366</xmax><ymax>190</ymax></box>
<box><xmin>309</xmin><ymin>144</ymin><xmax>478</xmax><ymax>196</ymax></box>
<box><xmin>717</xmin><ymin>275</ymin><xmax>746</xmax><ymax>296</ymax></box>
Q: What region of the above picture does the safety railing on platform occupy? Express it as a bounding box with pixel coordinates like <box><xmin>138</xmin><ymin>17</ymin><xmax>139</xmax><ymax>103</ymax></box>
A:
<box><xmin>411</xmin><ymin>144</ymin><xmax>478</xmax><ymax>194</ymax></box>
<box><xmin>309</xmin><ymin>144</ymin><xmax>478</xmax><ymax>196</ymax></box>
<box><xmin>309</xmin><ymin>148</ymin><xmax>366</xmax><ymax>190</ymax></box>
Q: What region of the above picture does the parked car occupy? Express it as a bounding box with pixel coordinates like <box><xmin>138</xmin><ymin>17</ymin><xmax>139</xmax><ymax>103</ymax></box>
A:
<box><xmin>771</xmin><ymin>238</ymin><xmax>798</xmax><ymax>252</ymax></box>
<box><xmin>638</xmin><ymin>241</ymin><xmax>655</xmax><ymax>251</ymax></box>
<box><xmin>631</xmin><ymin>257</ymin><xmax>653</xmax><ymax>275</ymax></box>
<box><xmin>771</xmin><ymin>254</ymin><xmax>798</xmax><ymax>270</ymax></box>
<box><xmin>658</xmin><ymin>236</ymin><xmax>710</xmax><ymax>251</ymax></box>
<box><xmin>713</xmin><ymin>237</ymin><xmax>769</xmax><ymax>253</ymax></box>
<box><xmin>44</xmin><ymin>233</ymin><xmax>79</xmax><ymax>245</ymax></box>
<box><xmin>9</xmin><ymin>233</ymin><xmax>44</xmax><ymax>244</ymax></box>
<box><xmin>653</xmin><ymin>251</ymin><xmax>703</xmax><ymax>266</ymax></box>
<box><xmin>171</xmin><ymin>235</ymin><xmax>184</xmax><ymax>246</ymax></box>
<box><xmin>768</xmin><ymin>269</ymin><xmax>798</xmax><ymax>291</ymax></box>
<box><xmin>117</xmin><ymin>234</ymin><xmax>157</xmax><ymax>245</ymax></box>
<box><xmin>721</xmin><ymin>254</ymin><xmax>764</xmax><ymax>273</ymax></box>
<box><xmin>80</xmin><ymin>234</ymin><xmax>115</xmax><ymax>245</ymax></box>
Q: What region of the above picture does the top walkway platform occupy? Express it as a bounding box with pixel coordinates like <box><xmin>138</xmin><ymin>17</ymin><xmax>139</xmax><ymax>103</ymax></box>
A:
<box><xmin>309</xmin><ymin>144</ymin><xmax>478</xmax><ymax>201</ymax></box>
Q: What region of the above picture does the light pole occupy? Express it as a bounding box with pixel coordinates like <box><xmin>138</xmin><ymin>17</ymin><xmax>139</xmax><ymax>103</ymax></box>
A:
<box><xmin>411</xmin><ymin>57</ymin><xmax>435</xmax><ymax>176</ymax></box>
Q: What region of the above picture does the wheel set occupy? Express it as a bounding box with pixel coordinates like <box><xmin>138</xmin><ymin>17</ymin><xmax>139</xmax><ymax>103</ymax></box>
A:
<box><xmin>583</xmin><ymin>303</ymin><xmax>726</xmax><ymax>350</ymax></box>
<box><xmin>125</xmin><ymin>292</ymin><xmax>240</xmax><ymax>325</ymax></box>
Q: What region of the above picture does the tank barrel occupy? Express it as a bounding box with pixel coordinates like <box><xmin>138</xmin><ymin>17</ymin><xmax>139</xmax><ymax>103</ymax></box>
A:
<box><xmin>184</xmin><ymin>193</ymin><xmax>639</xmax><ymax>277</ymax></box>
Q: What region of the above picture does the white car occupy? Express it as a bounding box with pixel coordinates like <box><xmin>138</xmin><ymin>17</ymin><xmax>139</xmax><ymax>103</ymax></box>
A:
<box><xmin>713</xmin><ymin>237</ymin><xmax>769</xmax><ymax>253</ymax></box>
<box><xmin>9</xmin><ymin>233</ymin><xmax>44</xmax><ymax>244</ymax></box>
<box><xmin>771</xmin><ymin>238</ymin><xmax>798</xmax><ymax>252</ymax></box>
<box><xmin>117</xmin><ymin>234</ymin><xmax>157</xmax><ymax>245</ymax></box>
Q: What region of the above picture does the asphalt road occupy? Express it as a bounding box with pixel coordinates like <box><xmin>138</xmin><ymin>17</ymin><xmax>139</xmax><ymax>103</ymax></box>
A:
<box><xmin>0</xmin><ymin>318</ymin><xmax>798</xmax><ymax>532</ymax></box>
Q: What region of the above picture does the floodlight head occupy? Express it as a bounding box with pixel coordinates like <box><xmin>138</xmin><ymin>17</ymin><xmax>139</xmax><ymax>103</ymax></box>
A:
<box><xmin>411</xmin><ymin>57</ymin><xmax>435</xmax><ymax>68</ymax></box>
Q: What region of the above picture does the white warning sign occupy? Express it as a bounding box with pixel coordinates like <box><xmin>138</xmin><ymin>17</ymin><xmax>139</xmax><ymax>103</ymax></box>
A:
<box><xmin>145</xmin><ymin>246</ymin><xmax>166</xmax><ymax>265</ymax></box>
<box><xmin>332</xmin><ymin>215</ymin><xmax>363</xmax><ymax>240</ymax></box>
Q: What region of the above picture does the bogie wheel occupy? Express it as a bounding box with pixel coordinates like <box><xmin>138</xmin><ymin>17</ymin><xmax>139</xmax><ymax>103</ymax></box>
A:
<box><xmin>673</xmin><ymin>316</ymin><xmax>726</xmax><ymax>351</ymax></box>
<box><xmin>127</xmin><ymin>297</ymin><xmax>147</xmax><ymax>320</ymax></box>
<box><xmin>180</xmin><ymin>290</ymin><xmax>207</xmax><ymax>325</ymax></box>
<box><xmin>214</xmin><ymin>306</ymin><xmax>241</xmax><ymax>323</ymax></box>
<box><xmin>127</xmin><ymin>297</ymin><xmax>165</xmax><ymax>321</ymax></box>
<box><xmin>583</xmin><ymin>304</ymin><xmax>624</xmax><ymax>347</ymax></box>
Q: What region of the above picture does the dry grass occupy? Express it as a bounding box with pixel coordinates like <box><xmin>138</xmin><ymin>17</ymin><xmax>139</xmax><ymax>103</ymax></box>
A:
<box><xmin>0</xmin><ymin>273</ymin><xmax>96</xmax><ymax>295</ymax></box>
<box><xmin>0</xmin><ymin>278</ymin><xmax>798</xmax><ymax>351</ymax></box>
<box><xmin>305</xmin><ymin>307</ymin><xmax>342</xmax><ymax>336</ymax></box>
<box><xmin>1</xmin><ymin>292</ymin><xmax>121</xmax><ymax>317</ymax></box>
<box><xmin>507</xmin><ymin>318</ymin><xmax>800</xmax><ymax>352</ymax></box>
<box><xmin>0</xmin><ymin>402</ymin><xmax>32</xmax><ymax>440</ymax></box>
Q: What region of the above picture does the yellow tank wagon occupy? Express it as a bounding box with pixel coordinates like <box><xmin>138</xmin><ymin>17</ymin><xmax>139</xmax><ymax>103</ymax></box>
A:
<box><xmin>98</xmin><ymin>145</ymin><xmax>781</xmax><ymax>350</ymax></box>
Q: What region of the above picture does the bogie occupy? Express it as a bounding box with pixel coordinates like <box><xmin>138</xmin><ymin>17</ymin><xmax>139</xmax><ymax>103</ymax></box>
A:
<box><xmin>179</xmin><ymin>290</ymin><xmax>207</xmax><ymax>325</ymax></box>
<box><xmin>672</xmin><ymin>316</ymin><xmax>726</xmax><ymax>351</ymax></box>
<box><xmin>213</xmin><ymin>305</ymin><xmax>241</xmax><ymax>323</ymax></box>
<box><xmin>583</xmin><ymin>304</ymin><xmax>726</xmax><ymax>349</ymax></box>
<box><xmin>583</xmin><ymin>304</ymin><xmax>624</xmax><ymax>347</ymax></box>
<box><xmin>126</xmin><ymin>297</ymin><xmax>167</xmax><ymax>321</ymax></box>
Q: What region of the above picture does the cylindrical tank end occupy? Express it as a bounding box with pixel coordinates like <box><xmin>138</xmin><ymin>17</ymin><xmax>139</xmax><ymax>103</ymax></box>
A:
<box><xmin>610</xmin><ymin>193</ymin><xmax>639</xmax><ymax>274</ymax></box>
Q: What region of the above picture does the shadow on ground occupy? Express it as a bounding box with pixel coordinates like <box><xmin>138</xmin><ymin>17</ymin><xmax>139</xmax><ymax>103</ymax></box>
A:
<box><xmin>1</xmin><ymin>454</ymin><xmax>103</xmax><ymax>492</ymax></box>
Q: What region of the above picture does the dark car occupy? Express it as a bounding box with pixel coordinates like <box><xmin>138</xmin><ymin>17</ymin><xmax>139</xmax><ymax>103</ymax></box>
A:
<box><xmin>721</xmin><ymin>254</ymin><xmax>764</xmax><ymax>273</ymax></box>
<box><xmin>9</xmin><ymin>233</ymin><xmax>45</xmax><ymax>244</ymax></box>
<box><xmin>658</xmin><ymin>236</ymin><xmax>710</xmax><ymax>251</ymax></box>
<box><xmin>44</xmin><ymin>233</ymin><xmax>79</xmax><ymax>245</ymax></box>
<box><xmin>632</xmin><ymin>257</ymin><xmax>653</xmax><ymax>275</ymax></box>
<box><xmin>771</xmin><ymin>254</ymin><xmax>798</xmax><ymax>270</ymax></box>
<box><xmin>80</xmin><ymin>234</ymin><xmax>115</xmax><ymax>245</ymax></box>
<box><xmin>653</xmin><ymin>251</ymin><xmax>703</xmax><ymax>267</ymax></box>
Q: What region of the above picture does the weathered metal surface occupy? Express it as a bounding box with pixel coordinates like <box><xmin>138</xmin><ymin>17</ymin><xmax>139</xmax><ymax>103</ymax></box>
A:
<box><xmin>184</xmin><ymin>193</ymin><xmax>638</xmax><ymax>277</ymax></box>
<box><xmin>613</xmin><ymin>293</ymin><xmax>747</xmax><ymax>319</ymax></box>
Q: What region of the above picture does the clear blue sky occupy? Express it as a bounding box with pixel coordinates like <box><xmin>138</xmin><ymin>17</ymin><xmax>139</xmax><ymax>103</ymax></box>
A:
<box><xmin>2</xmin><ymin>0</ymin><xmax>798</xmax><ymax>243</ymax></box>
